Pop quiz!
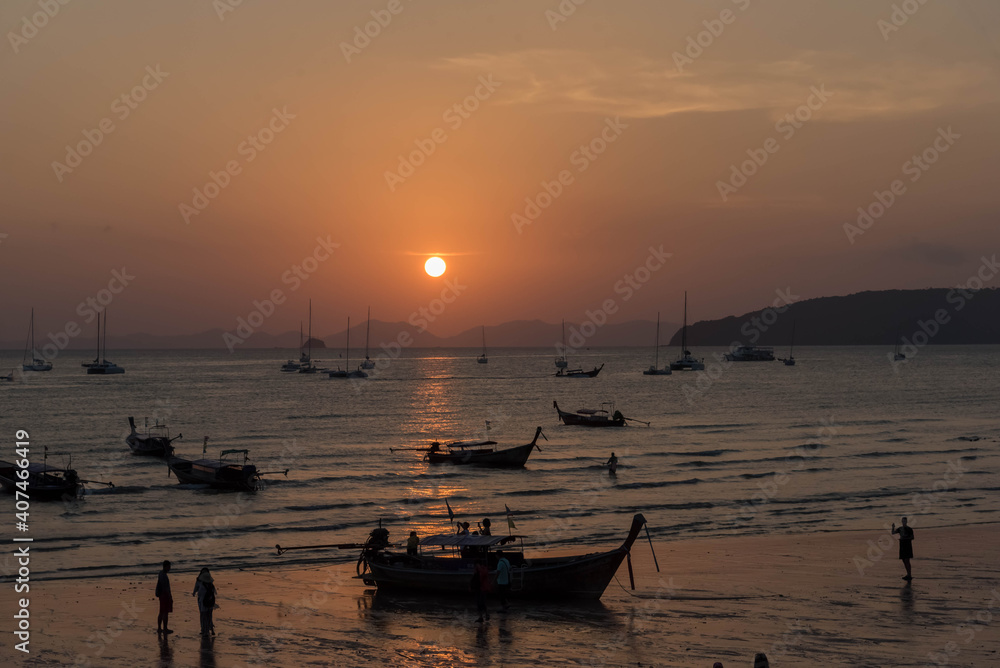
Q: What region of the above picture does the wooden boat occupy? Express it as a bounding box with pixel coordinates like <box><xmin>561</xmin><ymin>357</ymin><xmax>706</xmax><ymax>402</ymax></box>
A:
<box><xmin>353</xmin><ymin>513</ymin><xmax>651</xmax><ymax>600</ymax></box>
<box><xmin>0</xmin><ymin>460</ymin><xmax>81</xmax><ymax>501</ymax></box>
<box><xmin>425</xmin><ymin>427</ymin><xmax>544</xmax><ymax>468</ymax></box>
<box><xmin>167</xmin><ymin>444</ymin><xmax>260</xmax><ymax>491</ymax></box>
<box><xmin>22</xmin><ymin>308</ymin><xmax>53</xmax><ymax>372</ymax></box>
<box><xmin>555</xmin><ymin>363</ymin><xmax>603</xmax><ymax>378</ymax></box>
<box><xmin>553</xmin><ymin>401</ymin><xmax>626</xmax><ymax>427</ymax></box>
<box><xmin>126</xmin><ymin>416</ymin><xmax>180</xmax><ymax>456</ymax></box>
<box><xmin>643</xmin><ymin>311</ymin><xmax>671</xmax><ymax>375</ymax></box>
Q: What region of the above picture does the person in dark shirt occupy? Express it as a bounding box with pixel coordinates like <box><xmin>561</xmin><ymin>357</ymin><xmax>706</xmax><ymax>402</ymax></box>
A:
<box><xmin>892</xmin><ymin>517</ymin><xmax>915</xmax><ymax>580</ymax></box>
<box><xmin>155</xmin><ymin>560</ymin><xmax>173</xmax><ymax>634</ymax></box>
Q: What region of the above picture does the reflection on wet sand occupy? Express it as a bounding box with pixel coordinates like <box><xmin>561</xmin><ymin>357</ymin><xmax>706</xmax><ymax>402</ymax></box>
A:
<box><xmin>157</xmin><ymin>632</ymin><xmax>173</xmax><ymax>667</ymax></box>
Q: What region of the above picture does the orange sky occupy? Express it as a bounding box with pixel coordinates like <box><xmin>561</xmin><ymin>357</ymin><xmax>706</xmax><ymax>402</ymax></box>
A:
<box><xmin>2</xmin><ymin>0</ymin><xmax>999</xmax><ymax>338</ymax></box>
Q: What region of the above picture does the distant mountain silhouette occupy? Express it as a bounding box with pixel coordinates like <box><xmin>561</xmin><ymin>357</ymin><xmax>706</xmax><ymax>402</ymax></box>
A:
<box><xmin>668</xmin><ymin>288</ymin><xmax>1000</xmax><ymax>346</ymax></box>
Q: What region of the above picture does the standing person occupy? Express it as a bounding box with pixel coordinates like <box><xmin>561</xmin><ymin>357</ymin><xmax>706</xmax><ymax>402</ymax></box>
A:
<box><xmin>471</xmin><ymin>559</ymin><xmax>491</xmax><ymax>623</ymax></box>
<box><xmin>752</xmin><ymin>653</ymin><xmax>770</xmax><ymax>667</ymax></box>
<box><xmin>892</xmin><ymin>517</ymin><xmax>915</xmax><ymax>580</ymax></box>
<box><xmin>192</xmin><ymin>568</ymin><xmax>217</xmax><ymax>636</ymax></box>
<box><xmin>495</xmin><ymin>550</ymin><xmax>511</xmax><ymax>611</ymax></box>
<box><xmin>406</xmin><ymin>531</ymin><xmax>419</xmax><ymax>556</ymax></box>
<box><xmin>606</xmin><ymin>452</ymin><xmax>618</xmax><ymax>475</ymax></box>
<box><xmin>155</xmin><ymin>560</ymin><xmax>173</xmax><ymax>634</ymax></box>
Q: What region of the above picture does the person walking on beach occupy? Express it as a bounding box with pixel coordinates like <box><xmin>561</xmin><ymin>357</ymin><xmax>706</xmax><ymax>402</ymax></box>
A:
<box><xmin>892</xmin><ymin>516</ymin><xmax>915</xmax><ymax>580</ymax></box>
<box><xmin>155</xmin><ymin>560</ymin><xmax>173</xmax><ymax>634</ymax></box>
<box><xmin>606</xmin><ymin>452</ymin><xmax>618</xmax><ymax>475</ymax></box>
<box><xmin>471</xmin><ymin>559</ymin><xmax>491</xmax><ymax>623</ymax></box>
<box><xmin>192</xmin><ymin>568</ymin><xmax>217</xmax><ymax>636</ymax></box>
<box><xmin>495</xmin><ymin>550</ymin><xmax>511</xmax><ymax>610</ymax></box>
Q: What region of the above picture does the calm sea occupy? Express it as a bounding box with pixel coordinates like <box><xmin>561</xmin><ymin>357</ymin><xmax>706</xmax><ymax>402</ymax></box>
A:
<box><xmin>1</xmin><ymin>346</ymin><xmax>998</xmax><ymax>582</ymax></box>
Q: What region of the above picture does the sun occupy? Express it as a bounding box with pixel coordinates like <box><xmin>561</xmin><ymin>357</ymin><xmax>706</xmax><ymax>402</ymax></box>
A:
<box><xmin>424</xmin><ymin>256</ymin><xmax>446</xmax><ymax>277</ymax></box>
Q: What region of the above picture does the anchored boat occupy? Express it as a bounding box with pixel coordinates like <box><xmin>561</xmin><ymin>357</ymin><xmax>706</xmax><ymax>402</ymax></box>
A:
<box><xmin>423</xmin><ymin>427</ymin><xmax>545</xmax><ymax>468</ymax></box>
<box><xmin>553</xmin><ymin>401</ymin><xmax>627</xmax><ymax>427</ymax></box>
<box><xmin>126</xmin><ymin>416</ymin><xmax>180</xmax><ymax>457</ymax></box>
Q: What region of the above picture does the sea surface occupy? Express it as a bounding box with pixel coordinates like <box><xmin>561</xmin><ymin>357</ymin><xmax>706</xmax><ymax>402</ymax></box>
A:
<box><xmin>1</xmin><ymin>345</ymin><xmax>998</xmax><ymax>584</ymax></box>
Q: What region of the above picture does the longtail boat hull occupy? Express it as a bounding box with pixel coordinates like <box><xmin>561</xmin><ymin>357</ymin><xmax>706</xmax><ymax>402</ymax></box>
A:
<box><xmin>425</xmin><ymin>442</ymin><xmax>536</xmax><ymax>467</ymax></box>
<box><xmin>0</xmin><ymin>461</ymin><xmax>80</xmax><ymax>501</ymax></box>
<box><xmin>553</xmin><ymin>401</ymin><xmax>625</xmax><ymax>427</ymax></box>
<box><xmin>167</xmin><ymin>456</ymin><xmax>258</xmax><ymax>491</ymax></box>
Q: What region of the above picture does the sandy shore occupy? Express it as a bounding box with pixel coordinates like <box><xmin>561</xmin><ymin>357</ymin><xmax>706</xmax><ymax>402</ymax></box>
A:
<box><xmin>3</xmin><ymin>524</ymin><xmax>998</xmax><ymax>667</ymax></box>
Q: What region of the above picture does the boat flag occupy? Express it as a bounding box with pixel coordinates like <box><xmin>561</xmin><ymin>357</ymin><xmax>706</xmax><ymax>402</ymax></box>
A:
<box><xmin>445</xmin><ymin>498</ymin><xmax>454</xmax><ymax>522</ymax></box>
<box><xmin>505</xmin><ymin>503</ymin><xmax>516</xmax><ymax>530</ymax></box>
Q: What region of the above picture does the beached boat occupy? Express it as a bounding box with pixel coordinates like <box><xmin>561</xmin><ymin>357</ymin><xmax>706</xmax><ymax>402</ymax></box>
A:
<box><xmin>126</xmin><ymin>416</ymin><xmax>180</xmax><ymax>457</ymax></box>
<box><xmin>352</xmin><ymin>512</ymin><xmax>651</xmax><ymax>599</ymax></box>
<box><xmin>724</xmin><ymin>345</ymin><xmax>775</xmax><ymax>362</ymax></box>
<box><xmin>0</xmin><ymin>460</ymin><xmax>81</xmax><ymax>501</ymax></box>
<box><xmin>669</xmin><ymin>292</ymin><xmax>704</xmax><ymax>371</ymax></box>
<box><xmin>86</xmin><ymin>310</ymin><xmax>124</xmax><ymax>374</ymax></box>
<box><xmin>555</xmin><ymin>364</ymin><xmax>603</xmax><ymax>378</ymax></box>
<box><xmin>553</xmin><ymin>401</ymin><xmax>626</xmax><ymax>427</ymax></box>
<box><xmin>167</xmin><ymin>443</ymin><xmax>260</xmax><ymax>491</ymax></box>
<box><xmin>22</xmin><ymin>308</ymin><xmax>53</xmax><ymax>372</ymax></box>
<box><xmin>329</xmin><ymin>316</ymin><xmax>368</xmax><ymax>379</ymax></box>
<box><xmin>361</xmin><ymin>307</ymin><xmax>375</xmax><ymax>370</ymax></box>
<box><xmin>643</xmin><ymin>311</ymin><xmax>671</xmax><ymax>375</ymax></box>
<box><xmin>425</xmin><ymin>427</ymin><xmax>545</xmax><ymax>468</ymax></box>
<box><xmin>477</xmin><ymin>325</ymin><xmax>488</xmax><ymax>364</ymax></box>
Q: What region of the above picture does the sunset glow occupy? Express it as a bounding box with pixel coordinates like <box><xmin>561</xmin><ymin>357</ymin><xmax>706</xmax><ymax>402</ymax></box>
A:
<box><xmin>424</xmin><ymin>257</ymin><xmax>446</xmax><ymax>278</ymax></box>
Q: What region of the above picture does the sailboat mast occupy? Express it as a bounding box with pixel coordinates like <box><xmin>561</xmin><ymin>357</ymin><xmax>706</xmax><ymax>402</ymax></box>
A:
<box><xmin>654</xmin><ymin>312</ymin><xmax>660</xmax><ymax>367</ymax></box>
<box><xmin>346</xmin><ymin>317</ymin><xmax>351</xmax><ymax>367</ymax></box>
<box><xmin>482</xmin><ymin>325</ymin><xmax>487</xmax><ymax>356</ymax></box>
<box><xmin>681</xmin><ymin>292</ymin><xmax>688</xmax><ymax>352</ymax></box>
<box><xmin>365</xmin><ymin>307</ymin><xmax>371</xmax><ymax>359</ymax></box>
<box><xmin>96</xmin><ymin>309</ymin><xmax>101</xmax><ymax>361</ymax></box>
<box><xmin>103</xmin><ymin>310</ymin><xmax>108</xmax><ymax>361</ymax></box>
<box><xmin>790</xmin><ymin>320</ymin><xmax>796</xmax><ymax>356</ymax></box>
<box><xmin>308</xmin><ymin>299</ymin><xmax>313</xmax><ymax>361</ymax></box>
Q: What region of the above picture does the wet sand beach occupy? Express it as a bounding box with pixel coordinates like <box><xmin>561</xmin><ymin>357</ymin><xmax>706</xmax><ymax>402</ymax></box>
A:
<box><xmin>5</xmin><ymin>523</ymin><xmax>998</xmax><ymax>667</ymax></box>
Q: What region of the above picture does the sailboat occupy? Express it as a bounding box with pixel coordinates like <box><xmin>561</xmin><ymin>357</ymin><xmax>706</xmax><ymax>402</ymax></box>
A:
<box><xmin>329</xmin><ymin>317</ymin><xmax>368</xmax><ymax>379</ymax></box>
<box><xmin>669</xmin><ymin>292</ymin><xmax>705</xmax><ymax>371</ymax></box>
<box><xmin>892</xmin><ymin>326</ymin><xmax>906</xmax><ymax>361</ymax></box>
<box><xmin>554</xmin><ymin>320</ymin><xmax>568</xmax><ymax>369</ymax></box>
<box><xmin>281</xmin><ymin>321</ymin><xmax>309</xmax><ymax>372</ymax></box>
<box><xmin>477</xmin><ymin>325</ymin><xmax>488</xmax><ymax>364</ymax></box>
<box><xmin>780</xmin><ymin>320</ymin><xmax>796</xmax><ymax>366</ymax></box>
<box><xmin>360</xmin><ymin>307</ymin><xmax>375</xmax><ymax>370</ymax></box>
<box><xmin>642</xmin><ymin>312</ymin><xmax>671</xmax><ymax>375</ymax></box>
<box><xmin>298</xmin><ymin>300</ymin><xmax>322</xmax><ymax>374</ymax></box>
<box><xmin>87</xmin><ymin>310</ymin><xmax>124</xmax><ymax>375</ymax></box>
<box><xmin>21</xmin><ymin>309</ymin><xmax>52</xmax><ymax>371</ymax></box>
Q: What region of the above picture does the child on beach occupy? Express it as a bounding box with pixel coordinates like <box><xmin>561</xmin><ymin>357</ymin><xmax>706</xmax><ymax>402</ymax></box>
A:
<box><xmin>193</xmin><ymin>568</ymin><xmax>217</xmax><ymax>636</ymax></box>
<box><xmin>891</xmin><ymin>517</ymin><xmax>914</xmax><ymax>580</ymax></box>
<box><xmin>155</xmin><ymin>560</ymin><xmax>173</xmax><ymax>634</ymax></box>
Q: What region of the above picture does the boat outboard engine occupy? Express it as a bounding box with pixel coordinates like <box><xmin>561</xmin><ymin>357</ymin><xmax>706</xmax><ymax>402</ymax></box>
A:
<box><xmin>357</xmin><ymin>526</ymin><xmax>390</xmax><ymax>577</ymax></box>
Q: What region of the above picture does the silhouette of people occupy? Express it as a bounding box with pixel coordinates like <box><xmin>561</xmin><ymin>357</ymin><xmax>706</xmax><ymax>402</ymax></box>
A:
<box><xmin>753</xmin><ymin>653</ymin><xmax>770</xmax><ymax>668</ymax></box>
<box><xmin>155</xmin><ymin>560</ymin><xmax>173</xmax><ymax>634</ymax></box>
<box><xmin>457</xmin><ymin>521</ymin><xmax>471</xmax><ymax>535</ymax></box>
<box><xmin>713</xmin><ymin>663</ymin><xmax>724</xmax><ymax>668</ymax></box>
<box><xmin>606</xmin><ymin>452</ymin><xmax>618</xmax><ymax>475</ymax></box>
<box><xmin>892</xmin><ymin>516</ymin><xmax>914</xmax><ymax>580</ymax></box>
<box><xmin>407</xmin><ymin>531</ymin><xmax>419</xmax><ymax>556</ymax></box>
<box><xmin>471</xmin><ymin>559</ymin><xmax>491</xmax><ymax>623</ymax></box>
<box><xmin>480</xmin><ymin>518</ymin><xmax>492</xmax><ymax>536</ymax></box>
<box><xmin>192</xmin><ymin>568</ymin><xmax>217</xmax><ymax>636</ymax></box>
<box><xmin>495</xmin><ymin>550</ymin><xmax>511</xmax><ymax>610</ymax></box>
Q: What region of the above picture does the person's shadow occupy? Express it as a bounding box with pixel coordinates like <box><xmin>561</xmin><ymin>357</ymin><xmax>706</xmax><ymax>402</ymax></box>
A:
<box><xmin>899</xmin><ymin>581</ymin><xmax>914</xmax><ymax>618</ymax></box>
<box><xmin>157</xmin><ymin>632</ymin><xmax>174</xmax><ymax>667</ymax></box>
<box><xmin>199</xmin><ymin>633</ymin><xmax>217</xmax><ymax>668</ymax></box>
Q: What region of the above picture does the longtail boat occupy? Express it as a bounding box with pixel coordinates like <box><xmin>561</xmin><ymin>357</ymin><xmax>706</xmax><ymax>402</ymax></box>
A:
<box><xmin>353</xmin><ymin>513</ymin><xmax>651</xmax><ymax>599</ymax></box>
<box><xmin>0</xmin><ymin>461</ymin><xmax>81</xmax><ymax>501</ymax></box>
<box><xmin>553</xmin><ymin>401</ymin><xmax>626</xmax><ymax>427</ymax></box>
<box><xmin>167</xmin><ymin>443</ymin><xmax>261</xmax><ymax>491</ymax></box>
<box><xmin>126</xmin><ymin>416</ymin><xmax>181</xmax><ymax>456</ymax></box>
<box><xmin>555</xmin><ymin>363</ymin><xmax>603</xmax><ymax>378</ymax></box>
<box><xmin>425</xmin><ymin>427</ymin><xmax>545</xmax><ymax>468</ymax></box>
